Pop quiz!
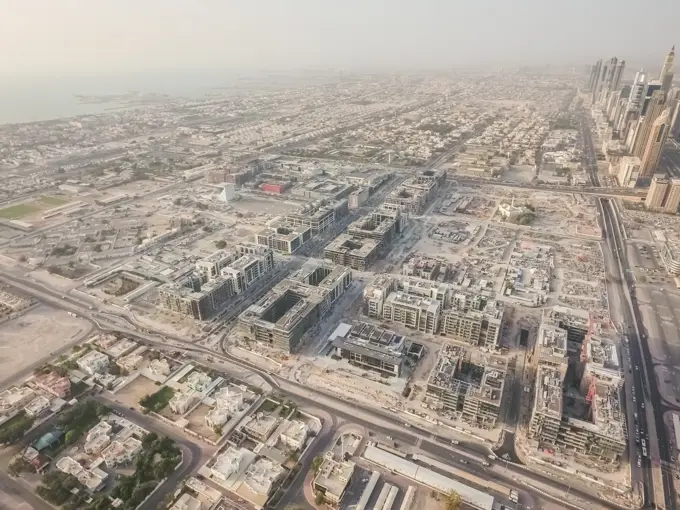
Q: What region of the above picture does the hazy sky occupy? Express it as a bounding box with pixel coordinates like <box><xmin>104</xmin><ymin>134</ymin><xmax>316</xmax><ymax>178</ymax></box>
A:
<box><xmin>3</xmin><ymin>0</ymin><xmax>678</xmax><ymax>74</ymax></box>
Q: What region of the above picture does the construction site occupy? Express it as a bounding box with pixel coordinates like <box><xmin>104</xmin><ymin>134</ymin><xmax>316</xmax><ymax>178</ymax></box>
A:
<box><xmin>524</xmin><ymin>306</ymin><xmax>626</xmax><ymax>464</ymax></box>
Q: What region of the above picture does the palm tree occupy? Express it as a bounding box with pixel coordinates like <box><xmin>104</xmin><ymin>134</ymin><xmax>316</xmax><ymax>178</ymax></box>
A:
<box><xmin>445</xmin><ymin>490</ymin><xmax>462</xmax><ymax>510</ymax></box>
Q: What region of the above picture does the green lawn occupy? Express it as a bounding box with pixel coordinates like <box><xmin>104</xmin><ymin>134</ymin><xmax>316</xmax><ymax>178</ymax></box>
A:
<box><xmin>140</xmin><ymin>386</ymin><xmax>175</xmax><ymax>412</ymax></box>
<box><xmin>0</xmin><ymin>203</ymin><xmax>40</xmax><ymax>219</ymax></box>
<box><xmin>39</xmin><ymin>195</ymin><xmax>69</xmax><ymax>206</ymax></box>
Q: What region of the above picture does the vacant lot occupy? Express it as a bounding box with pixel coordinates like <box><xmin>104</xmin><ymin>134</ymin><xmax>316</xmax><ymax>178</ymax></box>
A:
<box><xmin>0</xmin><ymin>203</ymin><xmax>40</xmax><ymax>219</ymax></box>
<box><xmin>39</xmin><ymin>196</ymin><xmax>69</xmax><ymax>206</ymax></box>
<box><xmin>115</xmin><ymin>375</ymin><xmax>161</xmax><ymax>408</ymax></box>
<box><xmin>185</xmin><ymin>403</ymin><xmax>220</xmax><ymax>440</ymax></box>
<box><xmin>0</xmin><ymin>305</ymin><xmax>92</xmax><ymax>386</ymax></box>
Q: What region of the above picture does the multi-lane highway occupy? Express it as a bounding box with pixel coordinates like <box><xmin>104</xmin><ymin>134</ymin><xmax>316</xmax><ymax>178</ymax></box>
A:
<box><xmin>600</xmin><ymin>197</ymin><xmax>677</xmax><ymax>509</ymax></box>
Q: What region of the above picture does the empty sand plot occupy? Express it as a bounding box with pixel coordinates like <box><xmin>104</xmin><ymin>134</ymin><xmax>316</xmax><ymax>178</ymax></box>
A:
<box><xmin>0</xmin><ymin>305</ymin><xmax>92</xmax><ymax>385</ymax></box>
<box><xmin>115</xmin><ymin>375</ymin><xmax>162</xmax><ymax>407</ymax></box>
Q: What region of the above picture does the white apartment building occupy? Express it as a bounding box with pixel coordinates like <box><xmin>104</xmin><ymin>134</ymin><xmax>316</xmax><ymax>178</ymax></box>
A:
<box><xmin>77</xmin><ymin>351</ymin><xmax>110</xmax><ymax>375</ymax></box>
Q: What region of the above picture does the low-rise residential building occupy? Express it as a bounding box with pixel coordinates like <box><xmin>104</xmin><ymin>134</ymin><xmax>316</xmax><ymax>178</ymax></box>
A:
<box><xmin>169</xmin><ymin>391</ymin><xmax>198</xmax><ymax>414</ymax></box>
<box><xmin>77</xmin><ymin>350</ymin><xmax>110</xmax><ymax>376</ymax></box>
<box><xmin>100</xmin><ymin>437</ymin><xmax>142</xmax><ymax>467</ymax></box>
<box><xmin>170</xmin><ymin>493</ymin><xmax>201</xmax><ymax>510</ymax></box>
<box><xmin>279</xmin><ymin>420</ymin><xmax>309</xmax><ymax>450</ymax></box>
<box><xmin>24</xmin><ymin>396</ymin><xmax>51</xmax><ymax>418</ymax></box>
<box><xmin>55</xmin><ymin>456</ymin><xmax>108</xmax><ymax>492</ymax></box>
<box><xmin>313</xmin><ymin>458</ymin><xmax>356</xmax><ymax>504</ymax></box>
<box><xmin>33</xmin><ymin>372</ymin><xmax>71</xmax><ymax>398</ymax></box>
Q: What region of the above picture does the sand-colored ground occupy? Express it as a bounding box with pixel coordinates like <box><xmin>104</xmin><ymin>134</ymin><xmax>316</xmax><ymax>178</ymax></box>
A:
<box><xmin>0</xmin><ymin>305</ymin><xmax>92</xmax><ymax>386</ymax></box>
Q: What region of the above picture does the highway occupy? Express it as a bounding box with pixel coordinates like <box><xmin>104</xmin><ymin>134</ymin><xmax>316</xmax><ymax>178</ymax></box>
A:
<box><xmin>449</xmin><ymin>176</ymin><xmax>645</xmax><ymax>198</ymax></box>
<box><xmin>600</xmin><ymin>197</ymin><xmax>677</xmax><ymax>509</ymax></box>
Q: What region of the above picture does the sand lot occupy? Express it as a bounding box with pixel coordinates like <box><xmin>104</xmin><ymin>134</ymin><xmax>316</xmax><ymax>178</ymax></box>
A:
<box><xmin>0</xmin><ymin>305</ymin><xmax>92</xmax><ymax>386</ymax></box>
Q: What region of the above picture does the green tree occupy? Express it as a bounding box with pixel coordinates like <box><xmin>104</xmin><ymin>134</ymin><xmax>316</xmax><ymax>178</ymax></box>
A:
<box><xmin>64</xmin><ymin>429</ymin><xmax>79</xmax><ymax>445</ymax></box>
<box><xmin>315</xmin><ymin>492</ymin><xmax>325</xmax><ymax>505</ymax></box>
<box><xmin>311</xmin><ymin>455</ymin><xmax>324</xmax><ymax>474</ymax></box>
<box><xmin>154</xmin><ymin>457</ymin><xmax>177</xmax><ymax>479</ymax></box>
<box><xmin>444</xmin><ymin>490</ymin><xmax>462</xmax><ymax>510</ymax></box>
<box><xmin>8</xmin><ymin>457</ymin><xmax>34</xmax><ymax>477</ymax></box>
<box><xmin>214</xmin><ymin>240</ymin><xmax>227</xmax><ymax>249</ymax></box>
<box><xmin>142</xmin><ymin>432</ymin><xmax>158</xmax><ymax>449</ymax></box>
<box><xmin>0</xmin><ymin>412</ymin><xmax>35</xmax><ymax>445</ymax></box>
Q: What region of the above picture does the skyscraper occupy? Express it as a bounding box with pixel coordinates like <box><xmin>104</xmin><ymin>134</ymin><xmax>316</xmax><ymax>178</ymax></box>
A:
<box><xmin>612</xmin><ymin>60</ymin><xmax>626</xmax><ymax>95</ymax></box>
<box><xmin>593</xmin><ymin>57</ymin><xmax>618</xmax><ymax>104</ymax></box>
<box><xmin>632</xmin><ymin>90</ymin><xmax>667</xmax><ymax>158</ymax></box>
<box><xmin>618</xmin><ymin>70</ymin><xmax>647</xmax><ymax>136</ymax></box>
<box><xmin>660</xmin><ymin>46</ymin><xmax>675</xmax><ymax>95</ymax></box>
<box><xmin>588</xmin><ymin>59</ymin><xmax>602</xmax><ymax>93</ymax></box>
<box><xmin>640</xmin><ymin>108</ymin><xmax>672</xmax><ymax>178</ymax></box>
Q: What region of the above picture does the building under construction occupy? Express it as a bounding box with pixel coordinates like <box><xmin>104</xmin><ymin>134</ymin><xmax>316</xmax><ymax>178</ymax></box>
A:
<box><xmin>323</xmin><ymin>234</ymin><xmax>380</xmax><ymax>270</ymax></box>
<box><xmin>346</xmin><ymin>206</ymin><xmax>405</xmax><ymax>248</ymax></box>
<box><xmin>440</xmin><ymin>297</ymin><xmax>504</xmax><ymax>350</ymax></box>
<box><xmin>284</xmin><ymin>199</ymin><xmax>349</xmax><ymax>236</ymax></box>
<box><xmin>426</xmin><ymin>344</ymin><xmax>506</xmax><ymax>428</ymax></box>
<box><xmin>237</xmin><ymin>259</ymin><xmax>352</xmax><ymax>352</ymax></box>
<box><xmin>528</xmin><ymin>307</ymin><xmax>626</xmax><ymax>464</ymax></box>
<box><xmin>159</xmin><ymin>244</ymin><xmax>274</xmax><ymax>321</ymax></box>
<box><xmin>384</xmin><ymin>169</ymin><xmax>446</xmax><ymax>215</ymax></box>
<box><xmin>255</xmin><ymin>219</ymin><xmax>312</xmax><ymax>255</ymax></box>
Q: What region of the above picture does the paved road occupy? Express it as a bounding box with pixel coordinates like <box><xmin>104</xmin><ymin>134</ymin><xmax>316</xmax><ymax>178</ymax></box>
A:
<box><xmin>600</xmin><ymin>198</ymin><xmax>677</xmax><ymax>509</ymax></box>
<box><xmin>97</xmin><ymin>400</ymin><xmax>204</xmax><ymax>510</ymax></box>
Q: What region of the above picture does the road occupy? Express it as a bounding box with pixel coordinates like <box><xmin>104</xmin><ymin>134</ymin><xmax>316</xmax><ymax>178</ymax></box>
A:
<box><xmin>599</xmin><ymin>197</ymin><xmax>677</xmax><ymax>509</ymax></box>
<box><xmin>449</xmin><ymin>176</ymin><xmax>644</xmax><ymax>198</ymax></box>
<box><xmin>100</xmin><ymin>400</ymin><xmax>204</xmax><ymax>510</ymax></box>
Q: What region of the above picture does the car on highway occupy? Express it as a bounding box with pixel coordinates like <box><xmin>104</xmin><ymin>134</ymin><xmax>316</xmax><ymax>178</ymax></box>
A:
<box><xmin>458</xmin><ymin>459</ymin><xmax>468</xmax><ymax>464</ymax></box>
<box><xmin>451</xmin><ymin>440</ymin><xmax>459</xmax><ymax>445</ymax></box>
<box><xmin>482</xmin><ymin>461</ymin><xmax>491</xmax><ymax>467</ymax></box>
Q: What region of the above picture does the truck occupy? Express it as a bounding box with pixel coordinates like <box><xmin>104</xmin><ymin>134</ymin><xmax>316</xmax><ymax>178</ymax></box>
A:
<box><xmin>509</xmin><ymin>490</ymin><xmax>519</xmax><ymax>503</ymax></box>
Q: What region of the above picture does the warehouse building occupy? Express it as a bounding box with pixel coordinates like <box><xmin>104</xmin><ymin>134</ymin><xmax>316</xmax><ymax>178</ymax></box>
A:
<box><xmin>425</xmin><ymin>345</ymin><xmax>506</xmax><ymax>428</ymax></box>
<box><xmin>238</xmin><ymin>260</ymin><xmax>352</xmax><ymax>352</ymax></box>
<box><xmin>331</xmin><ymin>321</ymin><xmax>408</xmax><ymax>377</ymax></box>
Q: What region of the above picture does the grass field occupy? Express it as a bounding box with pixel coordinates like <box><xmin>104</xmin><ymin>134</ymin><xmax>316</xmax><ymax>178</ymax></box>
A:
<box><xmin>0</xmin><ymin>203</ymin><xmax>40</xmax><ymax>219</ymax></box>
<box><xmin>39</xmin><ymin>195</ymin><xmax>69</xmax><ymax>206</ymax></box>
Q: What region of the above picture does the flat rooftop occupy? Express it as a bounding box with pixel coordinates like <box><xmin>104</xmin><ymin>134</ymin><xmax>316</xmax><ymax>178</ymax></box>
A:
<box><xmin>325</xmin><ymin>234</ymin><xmax>379</xmax><ymax>258</ymax></box>
<box><xmin>533</xmin><ymin>364</ymin><xmax>565</xmax><ymax>418</ymax></box>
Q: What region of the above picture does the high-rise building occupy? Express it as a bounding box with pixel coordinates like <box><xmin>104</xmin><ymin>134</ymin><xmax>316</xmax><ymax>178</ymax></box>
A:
<box><xmin>645</xmin><ymin>176</ymin><xmax>680</xmax><ymax>213</ymax></box>
<box><xmin>670</xmin><ymin>90</ymin><xmax>680</xmax><ymax>139</ymax></box>
<box><xmin>660</xmin><ymin>46</ymin><xmax>675</xmax><ymax>95</ymax></box>
<box><xmin>632</xmin><ymin>91</ymin><xmax>667</xmax><ymax>158</ymax></box>
<box><xmin>640</xmin><ymin>108</ymin><xmax>672</xmax><ymax>178</ymax></box>
<box><xmin>593</xmin><ymin>58</ymin><xmax>618</xmax><ymax>104</ymax></box>
<box><xmin>612</xmin><ymin>60</ymin><xmax>626</xmax><ymax>95</ymax></box>
<box><xmin>599</xmin><ymin>57</ymin><xmax>620</xmax><ymax>104</ymax></box>
<box><xmin>617</xmin><ymin>156</ymin><xmax>641</xmax><ymax>188</ymax></box>
<box><xmin>588</xmin><ymin>59</ymin><xmax>603</xmax><ymax>93</ymax></box>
